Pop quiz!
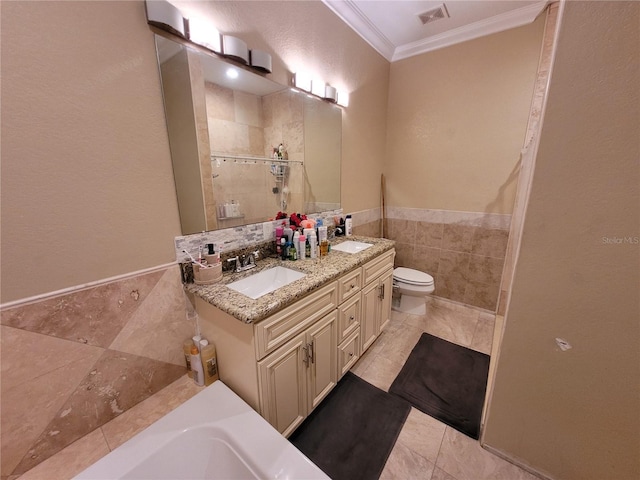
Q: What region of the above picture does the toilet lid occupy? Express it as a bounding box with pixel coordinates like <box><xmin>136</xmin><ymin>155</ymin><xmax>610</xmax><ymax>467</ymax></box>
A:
<box><xmin>394</xmin><ymin>267</ymin><xmax>434</xmax><ymax>286</ymax></box>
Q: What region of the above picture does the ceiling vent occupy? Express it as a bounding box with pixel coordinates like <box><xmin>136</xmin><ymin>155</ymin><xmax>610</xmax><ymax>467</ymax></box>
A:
<box><xmin>417</xmin><ymin>4</ymin><xmax>450</xmax><ymax>25</ymax></box>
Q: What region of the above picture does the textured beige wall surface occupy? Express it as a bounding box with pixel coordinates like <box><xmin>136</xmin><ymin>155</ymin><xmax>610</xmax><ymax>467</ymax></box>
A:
<box><xmin>1</xmin><ymin>1</ymin><xmax>181</xmax><ymax>302</ymax></box>
<box><xmin>1</xmin><ymin>0</ymin><xmax>389</xmax><ymax>302</ymax></box>
<box><xmin>385</xmin><ymin>17</ymin><xmax>545</xmax><ymax>214</ymax></box>
<box><xmin>483</xmin><ymin>2</ymin><xmax>640</xmax><ymax>479</ymax></box>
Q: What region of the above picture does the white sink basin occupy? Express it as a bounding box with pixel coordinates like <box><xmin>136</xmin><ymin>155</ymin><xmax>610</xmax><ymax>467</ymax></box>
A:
<box><xmin>332</xmin><ymin>241</ymin><xmax>373</xmax><ymax>254</ymax></box>
<box><xmin>227</xmin><ymin>266</ymin><xmax>306</xmax><ymax>299</ymax></box>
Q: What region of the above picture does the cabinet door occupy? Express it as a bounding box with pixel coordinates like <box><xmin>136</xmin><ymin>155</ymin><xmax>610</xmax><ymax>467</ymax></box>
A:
<box><xmin>361</xmin><ymin>280</ymin><xmax>379</xmax><ymax>352</ymax></box>
<box><xmin>258</xmin><ymin>332</ymin><xmax>307</xmax><ymax>437</ymax></box>
<box><xmin>307</xmin><ymin>310</ymin><xmax>338</xmax><ymax>412</ymax></box>
<box><xmin>378</xmin><ymin>268</ymin><xmax>393</xmax><ymax>332</ymax></box>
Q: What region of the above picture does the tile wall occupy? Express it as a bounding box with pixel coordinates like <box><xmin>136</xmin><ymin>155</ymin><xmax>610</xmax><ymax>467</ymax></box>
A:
<box><xmin>0</xmin><ymin>265</ymin><xmax>194</xmax><ymax>478</ymax></box>
<box><xmin>383</xmin><ymin>208</ymin><xmax>511</xmax><ymax>311</ymax></box>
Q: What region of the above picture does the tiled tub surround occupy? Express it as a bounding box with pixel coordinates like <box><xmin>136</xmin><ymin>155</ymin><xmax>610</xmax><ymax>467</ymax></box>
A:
<box><xmin>184</xmin><ymin>235</ymin><xmax>395</xmax><ymax>324</ymax></box>
<box><xmin>384</xmin><ymin>209</ymin><xmax>511</xmax><ymax>311</ymax></box>
<box><xmin>0</xmin><ymin>265</ymin><xmax>195</xmax><ymax>478</ymax></box>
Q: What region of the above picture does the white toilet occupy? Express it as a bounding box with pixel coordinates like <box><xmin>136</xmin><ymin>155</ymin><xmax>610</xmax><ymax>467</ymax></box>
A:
<box><xmin>392</xmin><ymin>267</ymin><xmax>435</xmax><ymax>315</ymax></box>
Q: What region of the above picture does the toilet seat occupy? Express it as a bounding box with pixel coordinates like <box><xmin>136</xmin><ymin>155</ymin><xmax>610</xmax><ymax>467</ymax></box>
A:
<box><xmin>393</xmin><ymin>267</ymin><xmax>434</xmax><ymax>286</ymax></box>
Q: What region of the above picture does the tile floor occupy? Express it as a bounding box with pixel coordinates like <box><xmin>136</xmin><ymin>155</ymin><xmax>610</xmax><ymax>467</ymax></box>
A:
<box><xmin>352</xmin><ymin>296</ymin><xmax>541</xmax><ymax>480</ymax></box>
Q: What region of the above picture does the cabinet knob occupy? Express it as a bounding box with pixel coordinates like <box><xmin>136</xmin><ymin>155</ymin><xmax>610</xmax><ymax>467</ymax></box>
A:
<box><xmin>349</xmin><ymin>315</ymin><xmax>355</xmax><ymax>321</ymax></box>
<box><xmin>349</xmin><ymin>352</ymin><xmax>354</xmax><ymax>357</ymax></box>
<box><xmin>350</xmin><ymin>284</ymin><xmax>356</xmax><ymax>289</ymax></box>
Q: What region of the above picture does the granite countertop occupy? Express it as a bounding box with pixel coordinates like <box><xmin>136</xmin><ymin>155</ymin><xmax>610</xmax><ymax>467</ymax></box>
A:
<box><xmin>185</xmin><ymin>236</ymin><xmax>395</xmax><ymax>324</ymax></box>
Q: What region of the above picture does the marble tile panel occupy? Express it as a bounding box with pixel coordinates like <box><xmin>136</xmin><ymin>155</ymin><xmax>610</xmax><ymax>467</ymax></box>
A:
<box><xmin>436</xmin><ymin>427</ymin><xmax>540</xmax><ymax>480</ymax></box>
<box><xmin>12</xmin><ymin>350</ymin><xmax>185</xmax><ymax>474</ymax></box>
<box><xmin>376</xmin><ymin>324</ymin><xmax>424</xmax><ymax>366</ymax></box>
<box><xmin>353</xmin><ymin>220</ymin><xmax>381</xmax><ymax>238</ymax></box>
<box><xmin>393</xmin><ymin>242</ymin><xmax>414</xmax><ymax>268</ymax></box>
<box><xmin>464</xmin><ymin>282</ymin><xmax>500</xmax><ymax>312</ymax></box>
<box><xmin>470</xmin><ymin>312</ymin><xmax>496</xmax><ymax>355</ymax></box>
<box><xmin>233</xmin><ymin>90</ymin><xmax>262</xmax><ymax>128</ymax></box>
<box><xmin>358</xmin><ymin>354</ymin><xmax>404</xmax><ymax>393</ymax></box>
<box><xmin>1</xmin><ymin>326</ymin><xmax>103</xmax><ymax>392</ymax></box>
<box><xmin>101</xmin><ymin>374</ymin><xmax>200</xmax><ymax>450</ymax></box>
<box><xmin>351</xmin><ymin>207</ymin><xmax>381</xmax><ymax>226</ymax></box>
<box><xmin>109</xmin><ymin>267</ymin><xmax>197</xmax><ymax>366</ymax></box>
<box><xmin>442</xmin><ymin>224</ymin><xmax>476</xmax><ymax>253</ymax></box>
<box><xmin>412</xmin><ymin>246</ymin><xmax>440</xmax><ymax>277</ymax></box>
<box><xmin>349</xmin><ymin>343</ymin><xmax>377</xmax><ymax>378</ymax></box>
<box><xmin>205</xmin><ymin>81</ymin><xmax>234</xmax><ymax>121</ymax></box>
<box><xmin>386</xmin><ymin>218</ymin><xmax>417</xmax><ymax>244</ymax></box>
<box><xmin>380</xmin><ymin>440</ymin><xmax>436</xmax><ymax>480</ymax></box>
<box><xmin>405</xmin><ymin>297</ymin><xmax>479</xmax><ymax>347</ymax></box>
<box><xmin>0</xmin><ymin>270</ymin><xmax>165</xmax><ymax>348</ymax></box>
<box><xmin>435</xmin><ymin>272</ymin><xmax>468</xmax><ymax>303</ymax></box>
<box><xmin>0</xmin><ymin>343</ymin><xmax>103</xmax><ymax>477</ymax></box>
<box><xmin>431</xmin><ymin>466</ymin><xmax>457</xmax><ymax>480</ymax></box>
<box><xmin>438</xmin><ymin>251</ymin><xmax>470</xmax><ymax>277</ymax></box>
<box><xmin>471</xmin><ymin>228</ymin><xmax>509</xmax><ymax>258</ymax></box>
<box><xmin>396</xmin><ymin>408</ymin><xmax>447</xmax><ymax>464</ymax></box>
<box><xmin>17</xmin><ymin>428</ymin><xmax>110</xmax><ymax>480</ymax></box>
<box><xmin>415</xmin><ymin>221</ymin><xmax>444</xmax><ymax>248</ymax></box>
<box><xmin>467</xmin><ymin>255</ymin><xmax>504</xmax><ymax>286</ymax></box>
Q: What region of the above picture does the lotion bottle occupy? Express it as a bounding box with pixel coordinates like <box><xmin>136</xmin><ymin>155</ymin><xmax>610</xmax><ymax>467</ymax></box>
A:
<box><xmin>199</xmin><ymin>340</ymin><xmax>219</xmax><ymax>386</ymax></box>
<box><xmin>345</xmin><ymin>215</ymin><xmax>353</xmax><ymax>236</ymax></box>
<box><xmin>183</xmin><ymin>338</ymin><xmax>194</xmax><ymax>378</ymax></box>
<box><xmin>190</xmin><ymin>345</ymin><xmax>204</xmax><ymax>386</ymax></box>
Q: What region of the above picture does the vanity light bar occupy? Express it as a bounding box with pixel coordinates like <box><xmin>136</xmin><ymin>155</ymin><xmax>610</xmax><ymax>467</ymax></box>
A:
<box><xmin>145</xmin><ymin>0</ymin><xmax>273</xmax><ymax>75</ymax></box>
<box><xmin>188</xmin><ymin>17</ymin><xmax>221</xmax><ymax>53</ymax></box>
<box><xmin>145</xmin><ymin>0</ymin><xmax>186</xmax><ymax>38</ymax></box>
<box><xmin>293</xmin><ymin>71</ymin><xmax>348</xmax><ymax>108</ymax></box>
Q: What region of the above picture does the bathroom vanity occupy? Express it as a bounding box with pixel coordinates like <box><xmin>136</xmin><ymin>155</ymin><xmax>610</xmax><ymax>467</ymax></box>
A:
<box><xmin>187</xmin><ymin>236</ymin><xmax>394</xmax><ymax>436</ymax></box>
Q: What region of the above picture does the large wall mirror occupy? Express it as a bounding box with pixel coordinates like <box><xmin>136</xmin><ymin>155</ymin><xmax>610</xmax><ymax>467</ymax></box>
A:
<box><xmin>155</xmin><ymin>35</ymin><xmax>342</xmax><ymax>235</ymax></box>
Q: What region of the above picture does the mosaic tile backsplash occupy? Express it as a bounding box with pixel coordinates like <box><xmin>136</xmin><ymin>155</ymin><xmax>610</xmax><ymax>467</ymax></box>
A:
<box><xmin>174</xmin><ymin>208</ymin><xmax>343</xmax><ymax>262</ymax></box>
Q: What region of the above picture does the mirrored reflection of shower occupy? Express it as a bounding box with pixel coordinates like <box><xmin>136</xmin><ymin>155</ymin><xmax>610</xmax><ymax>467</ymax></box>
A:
<box><xmin>271</xmin><ymin>162</ymin><xmax>289</xmax><ymax>210</ymax></box>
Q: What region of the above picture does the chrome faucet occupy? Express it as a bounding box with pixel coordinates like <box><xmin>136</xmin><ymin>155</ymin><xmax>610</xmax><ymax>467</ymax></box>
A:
<box><xmin>227</xmin><ymin>250</ymin><xmax>260</xmax><ymax>273</ymax></box>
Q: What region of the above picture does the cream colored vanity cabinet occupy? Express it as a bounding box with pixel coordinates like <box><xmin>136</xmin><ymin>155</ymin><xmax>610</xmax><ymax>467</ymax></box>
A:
<box><xmin>361</xmin><ymin>250</ymin><xmax>395</xmax><ymax>352</ymax></box>
<box><xmin>336</xmin><ymin>268</ymin><xmax>363</xmax><ymax>378</ymax></box>
<box><xmin>193</xmin><ymin>248</ymin><xmax>395</xmax><ymax>438</ymax></box>
<box><xmin>256</xmin><ymin>282</ymin><xmax>338</xmax><ymax>437</ymax></box>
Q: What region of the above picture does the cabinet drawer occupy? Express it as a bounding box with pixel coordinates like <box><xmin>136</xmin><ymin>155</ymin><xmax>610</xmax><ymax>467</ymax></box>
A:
<box><xmin>337</xmin><ymin>268</ymin><xmax>362</xmax><ymax>304</ymax></box>
<box><xmin>338</xmin><ymin>329</ymin><xmax>360</xmax><ymax>379</ymax></box>
<box><xmin>254</xmin><ymin>281</ymin><xmax>337</xmax><ymax>360</ymax></box>
<box><xmin>337</xmin><ymin>294</ymin><xmax>361</xmax><ymax>342</ymax></box>
<box><xmin>363</xmin><ymin>249</ymin><xmax>395</xmax><ymax>285</ymax></box>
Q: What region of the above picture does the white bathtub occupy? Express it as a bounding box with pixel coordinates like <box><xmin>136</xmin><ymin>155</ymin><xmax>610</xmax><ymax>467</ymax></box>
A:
<box><xmin>75</xmin><ymin>381</ymin><xmax>329</xmax><ymax>479</ymax></box>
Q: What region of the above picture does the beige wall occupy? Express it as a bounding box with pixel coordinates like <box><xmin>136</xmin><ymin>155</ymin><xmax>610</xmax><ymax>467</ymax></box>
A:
<box><xmin>483</xmin><ymin>2</ymin><xmax>640</xmax><ymax>479</ymax></box>
<box><xmin>385</xmin><ymin>17</ymin><xmax>545</xmax><ymax>214</ymax></box>
<box><xmin>0</xmin><ymin>1</ymin><xmax>182</xmax><ymax>302</ymax></box>
<box><xmin>0</xmin><ymin>0</ymin><xmax>389</xmax><ymax>303</ymax></box>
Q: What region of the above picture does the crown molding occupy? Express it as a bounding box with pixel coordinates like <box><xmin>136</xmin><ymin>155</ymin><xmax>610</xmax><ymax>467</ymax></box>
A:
<box><xmin>393</xmin><ymin>1</ymin><xmax>548</xmax><ymax>61</ymax></box>
<box><xmin>322</xmin><ymin>0</ymin><xmax>396</xmax><ymax>61</ymax></box>
<box><xmin>323</xmin><ymin>0</ymin><xmax>548</xmax><ymax>63</ymax></box>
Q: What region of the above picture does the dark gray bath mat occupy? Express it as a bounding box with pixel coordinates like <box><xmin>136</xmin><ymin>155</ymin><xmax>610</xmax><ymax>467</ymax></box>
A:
<box><xmin>289</xmin><ymin>372</ymin><xmax>410</xmax><ymax>480</ymax></box>
<box><xmin>389</xmin><ymin>333</ymin><xmax>490</xmax><ymax>439</ymax></box>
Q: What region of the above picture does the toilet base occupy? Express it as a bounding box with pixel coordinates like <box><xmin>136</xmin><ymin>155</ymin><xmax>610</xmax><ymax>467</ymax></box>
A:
<box><xmin>392</xmin><ymin>293</ymin><xmax>427</xmax><ymax>315</ymax></box>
